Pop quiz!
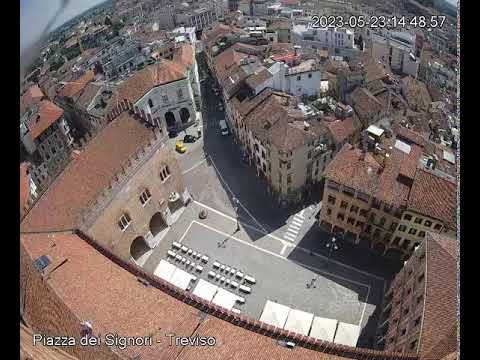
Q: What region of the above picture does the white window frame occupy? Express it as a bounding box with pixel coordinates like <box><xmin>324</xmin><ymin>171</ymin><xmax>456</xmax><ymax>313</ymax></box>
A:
<box><xmin>140</xmin><ymin>188</ymin><xmax>152</xmax><ymax>206</ymax></box>
<box><xmin>119</xmin><ymin>213</ymin><xmax>131</xmax><ymax>231</ymax></box>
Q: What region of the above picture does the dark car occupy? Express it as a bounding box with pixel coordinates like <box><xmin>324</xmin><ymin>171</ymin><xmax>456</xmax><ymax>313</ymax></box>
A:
<box><xmin>168</xmin><ymin>130</ymin><xmax>177</xmax><ymax>138</ymax></box>
<box><xmin>183</xmin><ymin>134</ymin><xmax>197</xmax><ymax>143</ymax></box>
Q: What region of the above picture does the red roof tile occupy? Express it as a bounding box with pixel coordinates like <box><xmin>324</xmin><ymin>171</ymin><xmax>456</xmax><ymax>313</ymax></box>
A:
<box><xmin>324</xmin><ymin>115</ymin><xmax>362</xmax><ymax>145</ymax></box>
<box><xmin>58</xmin><ymin>71</ymin><xmax>96</xmax><ymax>99</ymax></box>
<box><xmin>20</xmin><ymin>85</ymin><xmax>45</xmax><ymax>114</ymax></box>
<box><xmin>173</xmin><ymin>43</ymin><xmax>194</xmax><ymax>69</ymax></box>
<box><xmin>418</xmin><ymin>233</ymin><xmax>458</xmax><ymax>359</ymax></box>
<box><xmin>407</xmin><ymin>169</ymin><xmax>457</xmax><ymax>230</ymax></box>
<box><xmin>27</xmin><ymin>100</ymin><xmax>65</xmax><ymax>140</ymax></box>
<box><xmin>20</xmin><ymin>113</ymin><xmax>152</xmax><ymax>232</ymax></box>
<box><xmin>399</xmin><ymin>144</ymin><xmax>423</xmax><ymax>179</ymax></box>
<box><xmin>115</xmin><ymin>60</ymin><xmax>187</xmax><ymax>104</ymax></box>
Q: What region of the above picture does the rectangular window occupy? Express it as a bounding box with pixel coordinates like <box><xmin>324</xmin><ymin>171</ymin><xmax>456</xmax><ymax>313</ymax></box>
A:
<box><xmin>372</xmin><ymin>198</ymin><xmax>381</xmax><ymax>210</ymax></box>
<box><xmin>410</xmin><ymin>340</ymin><xmax>418</xmax><ymax>350</ymax></box>
<box><xmin>418</xmin><ymin>273</ymin><xmax>425</xmax><ymax>283</ymax></box>
<box><xmin>297</xmin><ymin>75</ymin><xmax>301</xmax><ymax>81</ymax></box>
<box><xmin>414</xmin><ymin>317</ymin><xmax>421</xmax><ymax>327</ymax></box>
<box><xmin>327</xmin><ymin>207</ymin><xmax>332</xmax><ymax>215</ymax></box>
<box><xmin>160</xmin><ymin>165</ymin><xmax>171</xmax><ymax>181</ymax></box>
<box><xmin>340</xmin><ymin>200</ymin><xmax>348</xmax><ymax>209</ymax></box>
<box><xmin>287</xmin><ymin>174</ymin><xmax>292</xmax><ymax>184</ymax></box>
<box><xmin>403</xmin><ymin>214</ymin><xmax>412</xmax><ymax>221</ymax></box>
<box><xmin>400</xmin><ymin>328</ymin><xmax>406</xmax><ymax>336</ymax></box>
<box><xmin>357</xmin><ymin>192</ymin><xmax>369</xmax><ymax>202</ymax></box>
<box><xmin>308</xmin><ymin>73</ymin><xmax>312</xmax><ymax>78</ymax></box>
<box><xmin>140</xmin><ymin>188</ymin><xmax>152</xmax><ymax>206</ymax></box>
<box><xmin>177</xmin><ymin>88</ymin><xmax>184</xmax><ymax>99</ymax></box>
<box><xmin>414</xmin><ymin>217</ymin><xmax>423</xmax><ymax>224</ymax></box>
<box><xmin>350</xmin><ymin>205</ymin><xmax>359</xmax><ymax>214</ymax></box>
<box><xmin>327</xmin><ymin>195</ymin><xmax>336</xmax><ymax>205</ymax></box>
<box><xmin>408</xmin><ymin>228</ymin><xmax>417</xmax><ymax>235</ymax></box>
<box><xmin>356</xmin><ymin>221</ymin><xmax>364</xmax><ymax>228</ymax></box>
<box><xmin>416</xmin><ymin>294</ymin><xmax>424</xmax><ymax>304</ymax></box>
<box><xmin>393</xmin><ymin>236</ymin><xmax>401</xmax><ymax>245</ymax></box>
<box><xmin>343</xmin><ymin>186</ymin><xmax>355</xmax><ymax>197</ymax></box>
<box><xmin>398</xmin><ymin>225</ymin><xmax>407</xmax><ymax>232</ymax></box>
<box><xmin>434</xmin><ymin>223</ymin><xmax>442</xmax><ymax>231</ymax></box>
<box><xmin>327</xmin><ymin>180</ymin><xmax>340</xmax><ymax>191</ymax></box>
<box><xmin>424</xmin><ymin>220</ymin><xmax>432</xmax><ymax>227</ymax></box>
<box><xmin>118</xmin><ymin>213</ymin><xmax>131</xmax><ymax>231</ymax></box>
<box><xmin>390</xmin><ymin>222</ymin><xmax>398</xmax><ymax>231</ymax></box>
<box><xmin>359</xmin><ymin>209</ymin><xmax>368</xmax><ymax>217</ymax></box>
<box><xmin>347</xmin><ymin>217</ymin><xmax>355</xmax><ymax>225</ymax></box>
<box><xmin>418</xmin><ymin>231</ymin><xmax>426</xmax><ymax>238</ymax></box>
<box><xmin>162</xmin><ymin>94</ymin><xmax>169</xmax><ymax>103</ymax></box>
<box><xmin>337</xmin><ymin>213</ymin><xmax>345</xmax><ymax>221</ymax></box>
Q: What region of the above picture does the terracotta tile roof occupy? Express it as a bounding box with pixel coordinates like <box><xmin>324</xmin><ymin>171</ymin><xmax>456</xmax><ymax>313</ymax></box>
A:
<box><xmin>20</xmin><ymin>85</ymin><xmax>45</xmax><ymax>114</ymax></box>
<box><xmin>26</xmin><ymin>100</ymin><xmax>65</xmax><ymax>140</ymax></box>
<box><xmin>58</xmin><ymin>70</ymin><xmax>96</xmax><ymax>99</ymax></box>
<box><xmin>72</xmin><ymin>82</ymin><xmax>103</xmax><ymax>111</ymax></box>
<box><xmin>20</xmin><ymin>230</ymin><xmax>416</xmax><ymax>360</ymax></box>
<box><xmin>21</xmin><ymin>231</ymin><xmax>201</xmax><ymax>360</ymax></box>
<box><xmin>418</xmin><ymin>233</ymin><xmax>458</xmax><ymax>359</ymax></box>
<box><xmin>245</xmin><ymin>68</ymin><xmax>273</xmax><ymax>89</ymax></box>
<box><xmin>324</xmin><ymin>115</ymin><xmax>362</xmax><ymax>145</ymax></box>
<box><xmin>20</xmin><ymin>113</ymin><xmax>152</xmax><ymax>233</ymax></box>
<box><xmin>20</xmin><ymin>323</ymin><xmax>78</xmax><ymax>360</ymax></box>
<box><xmin>401</xmin><ymin>76</ymin><xmax>432</xmax><ymax>112</ymax></box>
<box><xmin>20</xmin><ymin>163</ymin><xmax>30</xmax><ymax>213</ymax></box>
<box><xmin>408</xmin><ymin>169</ymin><xmax>456</xmax><ymax>230</ymax></box>
<box><xmin>173</xmin><ymin>43</ymin><xmax>194</xmax><ymax>69</ymax></box>
<box><xmin>239</xmin><ymin>91</ymin><xmax>329</xmax><ymax>151</ymax></box>
<box><xmin>348</xmin><ymin>87</ymin><xmax>385</xmax><ymax>127</ymax></box>
<box><xmin>114</xmin><ymin>60</ymin><xmax>187</xmax><ymax>104</ymax></box>
<box><xmin>214</xmin><ymin>47</ymin><xmax>248</xmax><ymax>82</ymax></box>
<box><xmin>375</xmin><ymin>148</ymin><xmax>412</xmax><ymax>207</ymax></box>
<box><xmin>399</xmin><ymin>144</ymin><xmax>423</xmax><ymax>179</ymax></box>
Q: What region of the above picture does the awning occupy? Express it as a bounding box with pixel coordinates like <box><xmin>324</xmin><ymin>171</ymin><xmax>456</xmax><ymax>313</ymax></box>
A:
<box><xmin>169</xmin><ymin>267</ymin><xmax>195</xmax><ymax>291</ymax></box>
<box><xmin>192</xmin><ymin>279</ymin><xmax>218</xmax><ymax>302</ymax></box>
<box><xmin>259</xmin><ymin>300</ymin><xmax>291</xmax><ymax>329</ymax></box>
<box><xmin>309</xmin><ymin>317</ymin><xmax>338</xmax><ymax>342</ymax></box>
<box><xmin>284</xmin><ymin>308</ymin><xmax>314</xmax><ymax>336</ymax></box>
<box><xmin>153</xmin><ymin>260</ymin><xmax>176</xmax><ymax>281</ymax></box>
<box><xmin>211</xmin><ymin>288</ymin><xmax>239</xmax><ymax>310</ymax></box>
<box><xmin>334</xmin><ymin>322</ymin><xmax>360</xmax><ymax>347</ymax></box>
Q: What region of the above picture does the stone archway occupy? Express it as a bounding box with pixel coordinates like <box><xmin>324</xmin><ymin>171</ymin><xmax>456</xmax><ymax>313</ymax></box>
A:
<box><xmin>130</xmin><ymin>236</ymin><xmax>150</xmax><ymax>262</ymax></box>
<box><xmin>165</xmin><ymin>111</ymin><xmax>176</xmax><ymax>128</ymax></box>
<box><xmin>180</xmin><ymin>107</ymin><xmax>190</xmax><ymax>124</ymax></box>
<box><xmin>149</xmin><ymin>212</ymin><xmax>168</xmax><ymax>237</ymax></box>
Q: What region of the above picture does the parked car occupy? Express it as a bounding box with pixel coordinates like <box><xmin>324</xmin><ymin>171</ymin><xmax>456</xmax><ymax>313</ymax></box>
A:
<box><xmin>183</xmin><ymin>134</ymin><xmax>197</xmax><ymax>143</ymax></box>
<box><xmin>175</xmin><ymin>140</ymin><xmax>187</xmax><ymax>153</ymax></box>
<box><xmin>168</xmin><ymin>130</ymin><xmax>177</xmax><ymax>138</ymax></box>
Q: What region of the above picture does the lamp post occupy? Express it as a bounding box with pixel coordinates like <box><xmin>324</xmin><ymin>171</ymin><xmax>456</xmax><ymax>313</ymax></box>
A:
<box><xmin>232</xmin><ymin>197</ymin><xmax>240</xmax><ymax>232</ymax></box>
<box><xmin>325</xmin><ymin>236</ymin><xmax>339</xmax><ymax>268</ymax></box>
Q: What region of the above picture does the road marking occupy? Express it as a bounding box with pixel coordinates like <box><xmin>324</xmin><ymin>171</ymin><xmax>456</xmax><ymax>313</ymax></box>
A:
<box><xmin>280</xmin><ymin>244</ymin><xmax>288</xmax><ymax>255</ymax></box>
<box><xmin>208</xmin><ymin>157</ymin><xmax>268</xmax><ymax>233</ymax></box>
<box><xmin>287</xmin><ymin>228</ymin><xmax>299</xmax><ymax>235</ymax></box>
<box><xmin>299</xmin><ymin>209</ymin><xmax>305</xmax><ymax>217</ymax></box>
<box><xmin>289</xmin><ymin>223</ymin><xmax>301</xmax><ymax>230</ymax></box>
<box><xmin>283</xmin><ymin>233</ymin><xmax>296</xmax><ymax>242</ymax></box>
<box><xmin>188</xmin><ymin>220</ymin><xmax>370</xmax><ymax>325</ymax></box>
<box><xmin>178</xmin><ymin>221</ymin><xmax>195</xmax><ymax>243</ymax></box>
<box><xmin>292</xmin><ymin>220</ymin><xmax>303</xmax><ymax>227</ymax></box>
<box><xmin>294</xmin><ymin>214</ymin><xmax>304</xmax><ymax>220</ymax></box>
<box><xmin>192</xmin><ymin>200</ymin><xmax>385</xmax><ymax>281</ymax></box>
<box><xmin>182</xmin><ymin>156</ymin><xmax>210</xmax><ymax>175</ymax></box>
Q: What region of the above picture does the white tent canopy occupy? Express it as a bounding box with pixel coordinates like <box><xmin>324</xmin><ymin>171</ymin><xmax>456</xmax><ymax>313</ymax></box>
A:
<box><xmin>212</xmin><ymin>288</ymin><xmax>239</xmax><ymax>310</ymax></box>
<box><xmin>169</xmin><ymin>267</ymin><xmax>195</xmax><ymax>291</ymax></box>
<box><xmin>284</xmin><ymin>308</ymin><xmax>314</xmax><ymax>336</ymax></box>
<box><xmin>192</xmin><ymin>279</ymin><xmax>218</xmax><ymax>302</ymax></box>
<box><xmin>259</xmin><ymin>300</ymin><xmax>291</xmax><ymax>329</ymax></box>
<box><xmin>334</xmin><ymin>322</ymin><xmax>360</xmax><ymax>347</ymax></box>
<box><xmin>309</xmin><ymin>317</ymin><xmax>338</xmax><ymax>342</ymax></box>
<box><xmin>153</xmin><ymin>260</ymin><xmax>176</xmax><ymax>281</ymax></box>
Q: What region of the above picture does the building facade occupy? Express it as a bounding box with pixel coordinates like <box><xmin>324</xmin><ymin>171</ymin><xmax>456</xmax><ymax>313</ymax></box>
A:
<box><xmin>20</xmin><ymin>101</ymin><xmax>73</xmax><ymax>192</ymax></box>
<box><xmin>291</xmin><ymin>24</ymin><xmax>355</xmax><ymax>54</ymax></box>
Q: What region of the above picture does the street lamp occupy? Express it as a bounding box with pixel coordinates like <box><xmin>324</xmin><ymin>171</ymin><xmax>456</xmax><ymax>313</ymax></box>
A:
<box><xmin>325</xmin><ymin>236</ymin><xmax>339</xmax><ymax>268</ymax></box>
<box><xmin>232</xmin><ymin>197</ymin><xmax>240</xmax><ymax>232</ymax></box>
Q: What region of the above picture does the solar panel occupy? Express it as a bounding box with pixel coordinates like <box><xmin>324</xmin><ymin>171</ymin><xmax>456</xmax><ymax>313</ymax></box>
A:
<box><xmin>33</xmin><ymin>255</ymin><xmax>50</xmax><ymax>272</ymax></box>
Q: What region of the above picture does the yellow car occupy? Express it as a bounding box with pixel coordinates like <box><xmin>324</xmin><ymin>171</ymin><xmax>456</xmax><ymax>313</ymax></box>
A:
<box><xmin>175</xmin><ymin>140</ymin><xmax>187</xmax><ymax>153</ymax></box>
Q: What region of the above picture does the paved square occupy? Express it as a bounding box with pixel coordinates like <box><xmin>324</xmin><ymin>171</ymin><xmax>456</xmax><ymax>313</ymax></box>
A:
<box><xmin>177</xmin><ymin>221</ymin><xmax>372</xmax><ymax>328</ymax></box>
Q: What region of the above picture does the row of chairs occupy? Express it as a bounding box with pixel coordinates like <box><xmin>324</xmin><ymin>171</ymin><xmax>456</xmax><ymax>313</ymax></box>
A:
<box><xmin>172</xmin><ymin>242</ymin><xmax>209</xmax><ymax>263</ymax></box>
<box><xmin>208</xmin><ymin>271</ymin><xmax>251</xmax><ymax>295</ymax></box>
<box><xmin>167</xmin><ymin>250</ymin><xmax>204</xmax><ymax>273</ymax></box>
<box><xmin>212</xmin><ymin>261</ymin><xmax>256</xmax><ymax>285</ymax></box>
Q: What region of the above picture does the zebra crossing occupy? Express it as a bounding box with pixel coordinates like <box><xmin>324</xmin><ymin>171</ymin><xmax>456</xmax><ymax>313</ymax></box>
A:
<box><xmin>283</xmin><ymin>209</ymin><xmax>306</xmax><ymax>242</ymax></box>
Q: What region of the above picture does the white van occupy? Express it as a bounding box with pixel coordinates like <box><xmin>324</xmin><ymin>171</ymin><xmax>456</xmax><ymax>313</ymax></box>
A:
<box><xmin>219</xmin><ymin>120</ymin><xmax>229</xmax><ymax>136</ymax></box>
